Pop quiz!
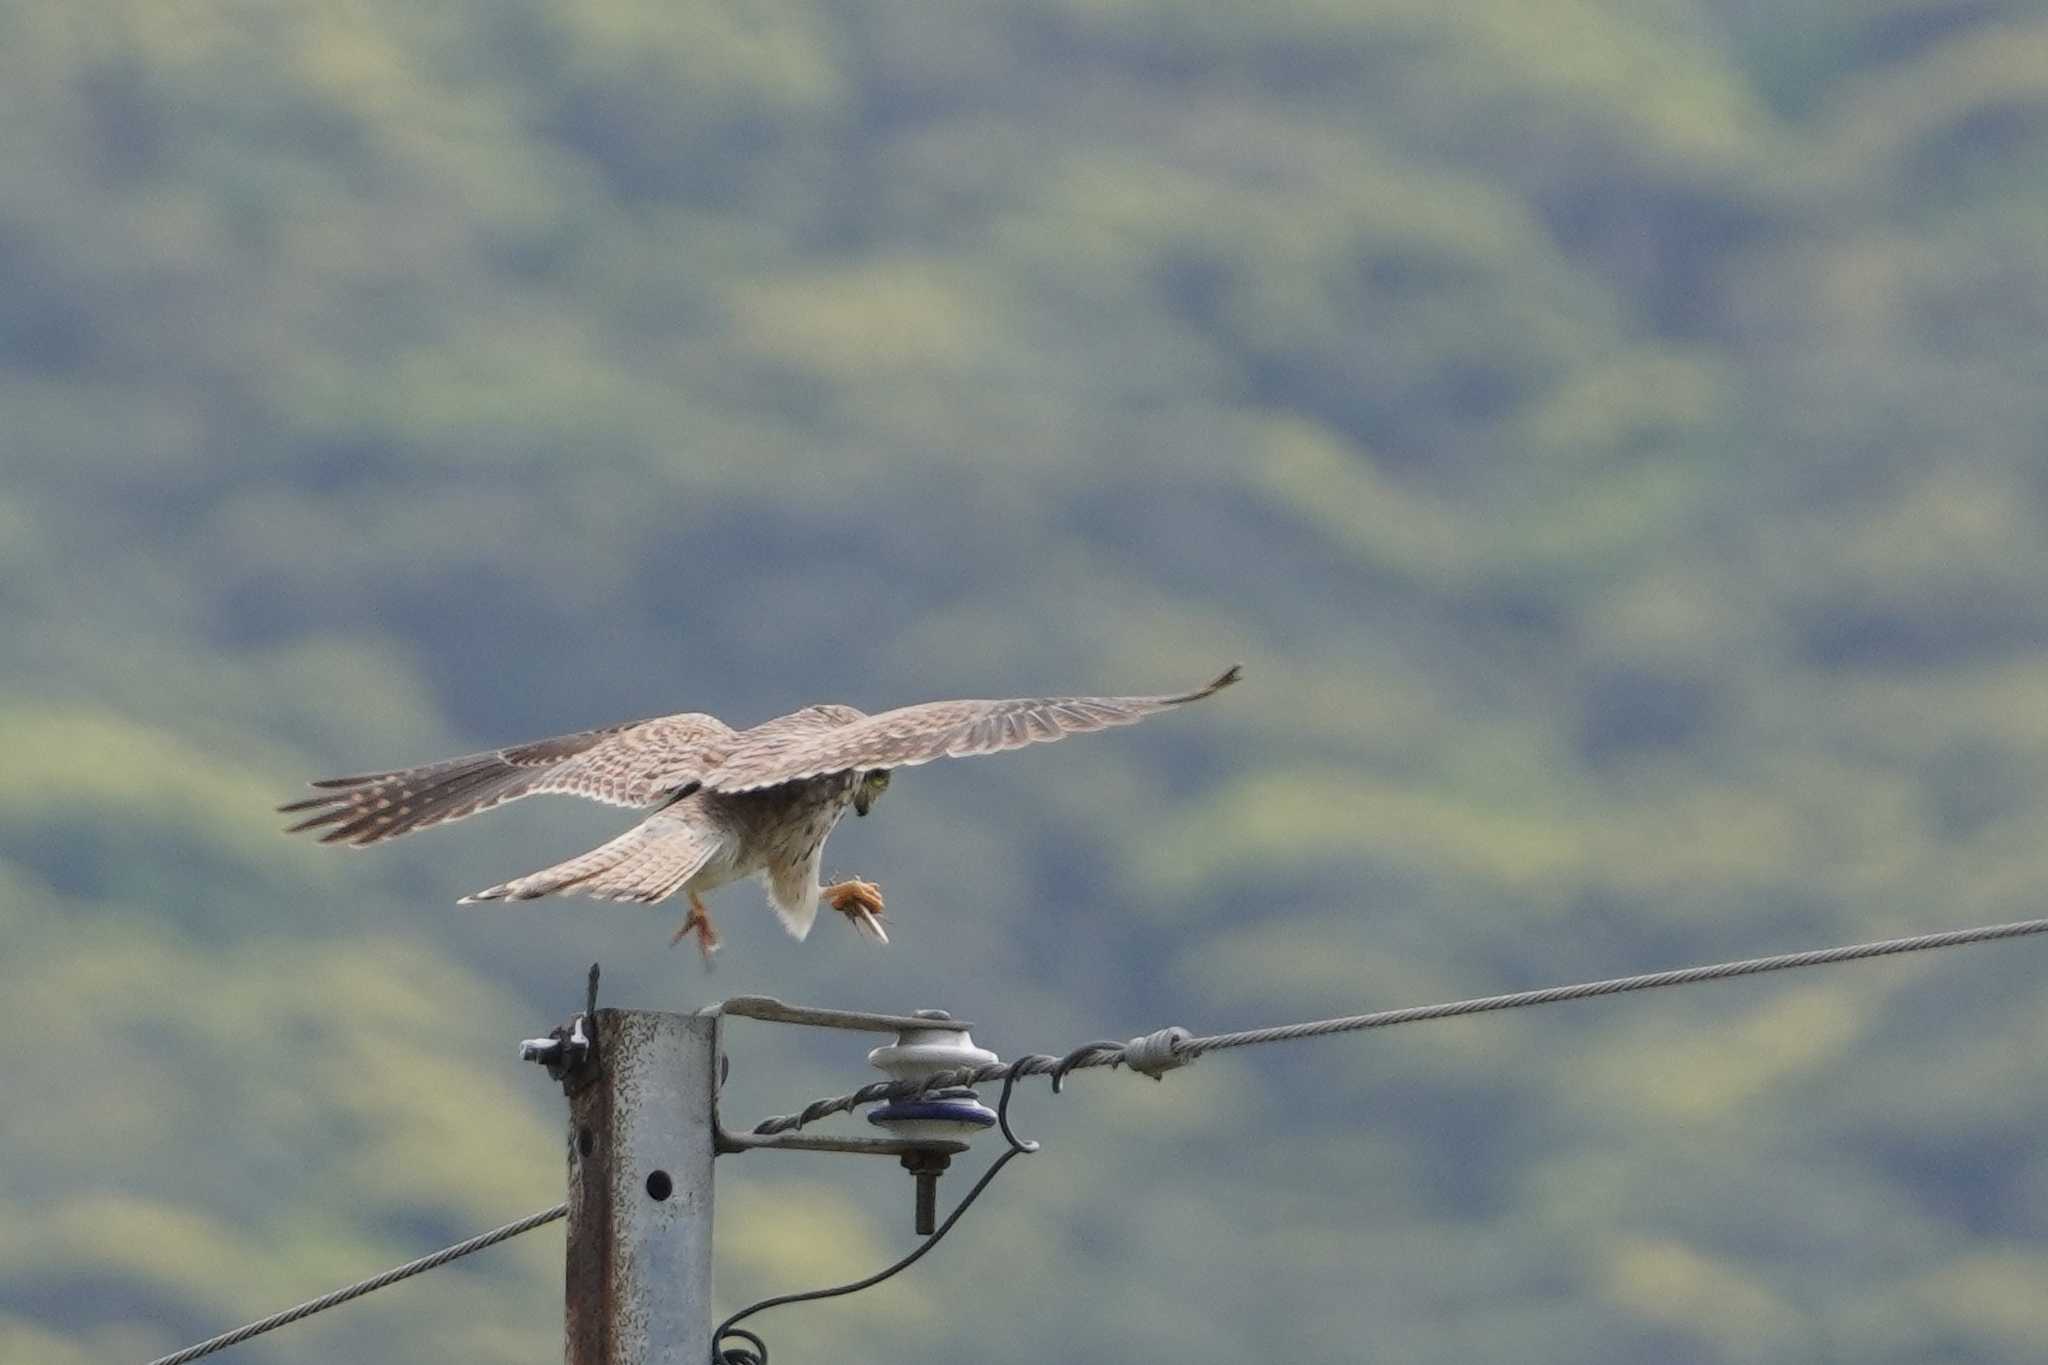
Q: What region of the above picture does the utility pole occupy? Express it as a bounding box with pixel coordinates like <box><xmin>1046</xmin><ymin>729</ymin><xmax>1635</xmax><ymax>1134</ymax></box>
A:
<box><xmin>523</xmin><ymin>983</ymin><xmax>1001</xmax><ymax>1365</ymax></box>
<box><xmin>557</xmin><ymin>1008</ymin><xmax>720</xmax><ymax>1365</ymax></box>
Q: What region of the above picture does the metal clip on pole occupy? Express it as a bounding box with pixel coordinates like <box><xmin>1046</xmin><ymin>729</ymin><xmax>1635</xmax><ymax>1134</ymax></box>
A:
<box><xmin>520</xmin><ymin>964</ymin><xmax>602</xmax><ymax>1091</ymax></box>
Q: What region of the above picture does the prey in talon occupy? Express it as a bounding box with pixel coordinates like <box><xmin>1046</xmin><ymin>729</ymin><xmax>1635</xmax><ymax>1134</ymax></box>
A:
<box><xmin>824</xmin><ymin>877</ymin><xmax>888</xmax><ymax>943</ymax></box>
<box><xmin>278</xmin><ymin>666</ymin><xmax>1241</xmax><ymax>960</ymax></box>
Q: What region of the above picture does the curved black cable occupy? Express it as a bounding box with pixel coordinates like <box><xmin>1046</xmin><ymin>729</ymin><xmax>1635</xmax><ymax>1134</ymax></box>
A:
<box><xmin>711</xmin><ymin>1066</ymin><xmax>1043</xmax><ymax>1364</ymax></box>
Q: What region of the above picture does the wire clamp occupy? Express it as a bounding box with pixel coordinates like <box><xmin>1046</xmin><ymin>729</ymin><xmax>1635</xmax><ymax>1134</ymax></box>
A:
<box><xmin>1122</xmin><ymin>1026</ymin><xmax>1193</xmax><ymax>1079</ymax></box>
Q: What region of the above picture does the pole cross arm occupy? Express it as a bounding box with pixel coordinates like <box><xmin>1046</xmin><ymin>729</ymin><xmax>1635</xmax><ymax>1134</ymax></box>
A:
<box><xmin>714</xmin><ymin>995</ymin><xmax>973</xmax><ymax>1033</ymax></box>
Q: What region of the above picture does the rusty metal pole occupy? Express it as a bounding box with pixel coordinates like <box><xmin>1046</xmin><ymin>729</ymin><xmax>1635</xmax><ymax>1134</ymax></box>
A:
<box><xmin>564</xmin><ymin>1008</ymin><xmax>718</xmax><ymax>1365</ymax></box>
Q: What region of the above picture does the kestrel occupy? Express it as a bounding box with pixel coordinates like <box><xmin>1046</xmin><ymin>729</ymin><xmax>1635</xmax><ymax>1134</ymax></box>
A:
<box><xmin>279</xmin><ymin>666</ymin><xmax>1240</xmax><ymax>958</ymax></box>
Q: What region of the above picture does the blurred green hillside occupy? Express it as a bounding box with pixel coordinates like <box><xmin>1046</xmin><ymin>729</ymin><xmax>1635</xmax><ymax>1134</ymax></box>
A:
<box><xmin>7</xmin><ymin>0</ymin><xmax>2048</xmax><ymax>1361</ymax></box>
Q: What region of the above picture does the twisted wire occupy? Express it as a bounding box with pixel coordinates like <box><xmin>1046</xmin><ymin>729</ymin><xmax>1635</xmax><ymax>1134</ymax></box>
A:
<box><xmin>751</xmin><ymin>1040</ymin><xmax>1125</xmax><ymax>1135</ymax></box>
<box><xmin>751</xmin><ymin>914</ymin><xmax>2048</xmax><ymax>1136</ymax></box>
<box><xmin>143</xmin><ymin>1203</ymin><xmax>567</xmax><ymax>1365</ymax></box>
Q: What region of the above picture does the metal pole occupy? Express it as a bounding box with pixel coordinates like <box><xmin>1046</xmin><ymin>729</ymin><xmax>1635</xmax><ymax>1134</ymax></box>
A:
<box><xmin>565</xmin><ymin>1008</ymin><xmax>718</xmax><ymax>1365</ymax></box>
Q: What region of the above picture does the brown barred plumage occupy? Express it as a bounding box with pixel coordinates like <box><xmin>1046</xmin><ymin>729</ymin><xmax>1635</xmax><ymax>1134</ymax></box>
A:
<box><xmin>279</xmin><ymin>666</ymin><xmax>1240</xmax><ymax>957</ymax></box>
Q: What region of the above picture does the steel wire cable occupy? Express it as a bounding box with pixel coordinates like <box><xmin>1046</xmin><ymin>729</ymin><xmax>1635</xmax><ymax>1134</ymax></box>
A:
<box><xmin>752</xmin><ymin>914</ymin><xmax>2048</xmax><ymax>1135</ymax></box>
<box><xmin>143</xmin><ymin>1203</ymin><xmax>567</xmax><ymax>1365</ymax></box>
<box><xmin>140</xmin><ymin>914</ymin><xmax>2048</xmax><ymax>1362</ymax></box>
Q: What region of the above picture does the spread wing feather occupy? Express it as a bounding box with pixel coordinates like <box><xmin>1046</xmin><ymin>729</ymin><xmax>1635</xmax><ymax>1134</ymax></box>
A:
<box><xmin>699</xmin><ymin>665</ymin><xmax>1241</xmax><ymax>794</ymax></box>
<box><xmin>279</xmin><ymin>667</ymin><xmax>1241</xmax><ymax>848</ymax></box>
<box><xmin>278</xmin><ymin>713</ymin><xmax>735</xmax><ymax>847</ymax></box>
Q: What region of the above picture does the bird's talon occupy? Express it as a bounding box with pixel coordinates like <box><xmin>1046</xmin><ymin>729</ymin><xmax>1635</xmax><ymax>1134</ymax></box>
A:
<box><xmin>822</xmin><ymin>878</ymin><xmax>889</xmax><ymax>943</ymax></box>
<box><xmin>671</xmin><ymin>895</ymin><xmax>721</xmax><ymax>966</ymax></box>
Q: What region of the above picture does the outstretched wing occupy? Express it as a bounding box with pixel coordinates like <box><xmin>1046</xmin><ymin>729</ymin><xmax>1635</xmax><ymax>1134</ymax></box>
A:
<box><xmin>278</xmin><ymin>712</ymin><xmax>735</xmax><ymax>847</ymax></box>
<box><xmin>699</xmin><ymin>665</ymin><xmax>1242</xmax><ymax>794</ymax></box>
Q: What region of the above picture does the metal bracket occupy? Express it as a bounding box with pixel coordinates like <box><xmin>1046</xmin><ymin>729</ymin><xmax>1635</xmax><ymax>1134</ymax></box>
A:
<box><xmin>718</xmin><ymin>1131</ymin><xmax>969</xmax><ymax>1157</ymax></box>
<box><xmin>715</xmin><ymin>995</ymin><xmax>971</xmax><ymax>1033</ymax></box>
<box><xmin>704</xmin><ymin>996</ymin><xmax>971</xmax><ymax>1168</ymax></box>
<box><xmin>705</xmin><ymin>997</ymin><xmax>1005</xmax><ymax>1233</ymax></box>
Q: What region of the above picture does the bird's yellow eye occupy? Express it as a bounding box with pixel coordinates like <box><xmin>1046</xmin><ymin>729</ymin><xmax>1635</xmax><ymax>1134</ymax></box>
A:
<box><xmin>852</xmin><ymin>769</ymin><xmax>889</xmax><ymax>817</ymax></box>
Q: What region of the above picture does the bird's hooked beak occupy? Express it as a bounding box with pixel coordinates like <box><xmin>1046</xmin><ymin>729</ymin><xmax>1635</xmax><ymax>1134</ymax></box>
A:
<box><xmin>853</xmin><ymin>769</ymin><xmax>890</xmax><ymax>817</ymax></box>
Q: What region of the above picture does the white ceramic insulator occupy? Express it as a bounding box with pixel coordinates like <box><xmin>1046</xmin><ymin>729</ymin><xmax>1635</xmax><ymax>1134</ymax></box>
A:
<box><xmin>867</xmin><ymin>1024</ymin><xmax>999</xmax><ymax>1083</ymax></box>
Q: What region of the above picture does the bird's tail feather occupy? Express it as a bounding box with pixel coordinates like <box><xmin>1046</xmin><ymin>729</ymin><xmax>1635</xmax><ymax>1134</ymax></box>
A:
<box><xmin>460</xmin><ymin>815</ymin><xmax>717</xmax><ymax>905</ymax></box>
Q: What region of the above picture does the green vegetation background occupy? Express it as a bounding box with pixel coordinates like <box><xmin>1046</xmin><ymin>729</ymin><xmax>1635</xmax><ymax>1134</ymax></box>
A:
<box><xmin>7</xmin><ymin>0</ymin><xmax>2048</xmax><ymax>1360</ymax></box>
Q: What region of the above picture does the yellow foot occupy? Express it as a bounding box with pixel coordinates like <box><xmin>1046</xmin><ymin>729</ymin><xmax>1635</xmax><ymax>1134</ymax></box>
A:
<box><xmin>668</xmin><ymin>893</ymin><xmax>721</xmax><ymax>965</ymax></box>
<box><xmin>822</xmin><ymin>878</ymin><xmax>889</xmax><ymax>944</ymax></box>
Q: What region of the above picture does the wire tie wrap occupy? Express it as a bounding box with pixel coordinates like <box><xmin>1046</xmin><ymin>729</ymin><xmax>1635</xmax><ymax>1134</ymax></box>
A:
<box><xmin>1121</xmin><ymin>1026</ymin><xmax>1192</xmax><ymax>1079</ymax></box>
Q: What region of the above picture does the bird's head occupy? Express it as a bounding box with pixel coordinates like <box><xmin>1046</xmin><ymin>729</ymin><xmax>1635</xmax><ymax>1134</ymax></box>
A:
<box><xmin>852</xmin><ymin>768</ymin><xmax>891</xmax><ymax>817</ymax></box>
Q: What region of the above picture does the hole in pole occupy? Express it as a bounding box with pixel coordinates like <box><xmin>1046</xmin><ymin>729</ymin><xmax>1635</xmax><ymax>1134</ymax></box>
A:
<box><xmin>577</xmin><ymin>1128</ymin><xmax>595</xmax><ymax>1158</ymax></box>
<box><xmin>646</xmin><ymin>1170</ymin><xmax>673</xmax><ymax>1201</ymax></box>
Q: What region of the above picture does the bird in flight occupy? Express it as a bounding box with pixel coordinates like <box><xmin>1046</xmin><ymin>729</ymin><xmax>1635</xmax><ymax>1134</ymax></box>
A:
<box><xmin>280</xmin><ymin>666</ymin><xmax>1241</xmax><ymax>959</ymax></box>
